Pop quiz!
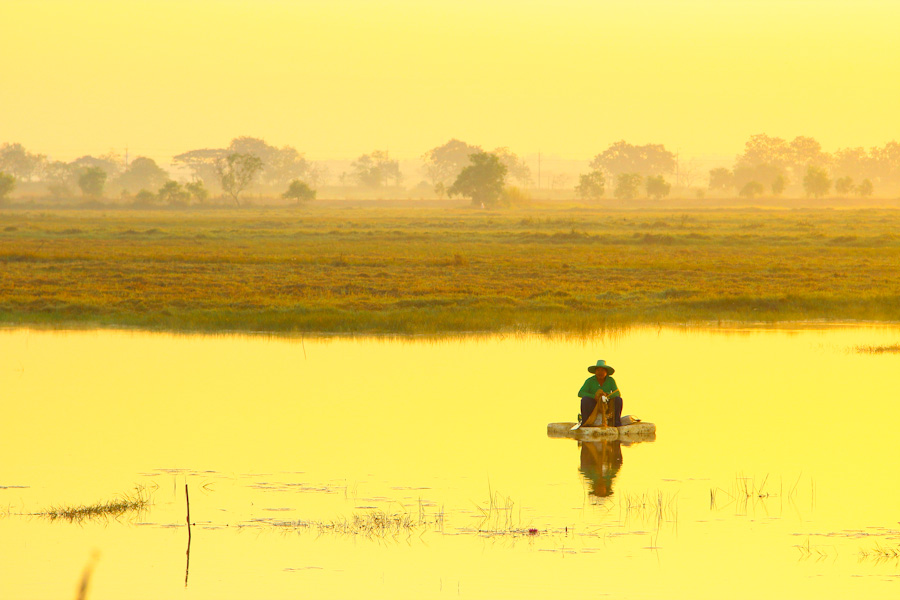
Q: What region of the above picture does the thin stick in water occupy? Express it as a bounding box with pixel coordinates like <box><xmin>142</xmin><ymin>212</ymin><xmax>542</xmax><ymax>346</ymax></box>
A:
<box><xmin>185</xmin><ymin>484</ymin><xmax>192</xmax><ymax>588</ymax></box>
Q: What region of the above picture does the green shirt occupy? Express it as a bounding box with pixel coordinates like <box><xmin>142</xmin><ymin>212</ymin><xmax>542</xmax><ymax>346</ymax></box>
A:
<box><xmin>578</xmin><ymin>375</ymin><xmax>620</xmax><ymax>399</ymax></box>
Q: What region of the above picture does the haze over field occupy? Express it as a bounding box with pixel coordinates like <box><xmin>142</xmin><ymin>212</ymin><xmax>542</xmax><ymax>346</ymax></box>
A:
<box><xmin>3</xmin><ymin>0</ymin><xmax>899</xmax><ymax>163</ymax></box>
<box><xmin>5</xmin><ymin>4</ymin><xmax>900</xmax><ymax>597</ymax></box>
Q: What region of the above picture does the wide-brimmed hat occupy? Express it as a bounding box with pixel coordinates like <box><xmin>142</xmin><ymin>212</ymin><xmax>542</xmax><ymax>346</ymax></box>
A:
<box><xmin>587</xmin><ymin>359</ymin><xmax>615</xmax><ymax>375</ymax></box>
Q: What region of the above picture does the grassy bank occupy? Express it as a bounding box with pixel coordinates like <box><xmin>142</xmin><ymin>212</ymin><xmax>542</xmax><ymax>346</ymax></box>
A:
<box><xmin>2</xmin><ymin>205</ymin><xmax>900</xmax><ymax>334</ymax></box>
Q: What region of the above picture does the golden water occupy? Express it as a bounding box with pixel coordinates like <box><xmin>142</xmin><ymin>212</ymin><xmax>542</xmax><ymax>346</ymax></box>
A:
<box><xmin>2</xmin><ymin>326</ymin><xmax>899</xmax><ymax>599</ymax></box>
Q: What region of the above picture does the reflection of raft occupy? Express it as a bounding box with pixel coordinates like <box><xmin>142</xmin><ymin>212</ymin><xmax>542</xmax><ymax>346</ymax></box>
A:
<box><xmin>547</xmin><ymin>421</ymin><xmax>656</xmax><ymax>441</ymax></box>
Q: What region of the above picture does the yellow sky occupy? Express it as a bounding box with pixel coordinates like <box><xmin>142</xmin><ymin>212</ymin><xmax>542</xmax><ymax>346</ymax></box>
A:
<box><xmin>2</xmin><ymin>0</ymin><xmax>898</xmax><ymax>162</ymax></box>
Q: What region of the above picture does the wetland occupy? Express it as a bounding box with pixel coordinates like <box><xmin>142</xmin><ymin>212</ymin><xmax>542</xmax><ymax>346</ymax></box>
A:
<box><xmin>3</xmin><ymin>205</ymin><xmax>900</xmax><ymax>598</ymax></box>
<box><xmin>2</xmin><ymin>325</ymin><xmax>899</xmax><ymax>599</ymax></box>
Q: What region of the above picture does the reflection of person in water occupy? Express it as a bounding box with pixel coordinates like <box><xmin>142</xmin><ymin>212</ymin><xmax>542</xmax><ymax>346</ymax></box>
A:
<box><xmin>579</xmin><ymin>440</ymin><xmax>623</xmax><ymax>497</ymax></box>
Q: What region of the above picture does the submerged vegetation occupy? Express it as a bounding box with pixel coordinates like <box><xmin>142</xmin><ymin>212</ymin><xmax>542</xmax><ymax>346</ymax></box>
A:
<box><xmin>2</xmin><ymin>206</ymin><xmax>900</xmax><ymax>334</ymax></box>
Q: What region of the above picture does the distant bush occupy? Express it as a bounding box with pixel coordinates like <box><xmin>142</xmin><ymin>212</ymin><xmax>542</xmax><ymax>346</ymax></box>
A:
<box><xmin>739</xmin><ymin>181</ymin><xmax>764</xmax><ymax>199</ymax></box>
<box><xmin>158</xmin><ymin>181</ymin><xmax>190</xmax><ymax>207</ymax></box>
<box><xmin>771</xmin><ymin>174</ymin><xmax>787</xmax><ymax>196</ymax></box>
<box><xmin>803</xmin><ymin>166</ymin><xmax>831</xmax><ymax>198</ymax></box>
<box><xmin>834</xmin><ymin>176</ymin><xmax>854</xmax><ymax>195</ymax></box>
<box><xmin>0</xmin><ymin>171</ymin><xmax>15</xmax><ymax>203</ymax></box>
<box><xmin>856</xmin><ymin>179</ymin><xmax>874</xmax><ymax>197</ymax></box>
<box><xmin>614</xmin><ymin>173</ymin><xmax>642</xmax><ymax>200</ymax></box>
<box><xmin>499</xmin><ymin>186</ymin><xmax>531</xmax><ymax>207</ymax></box>
<box><xmin>283</xmin><ymin>179</ymin><xmax>316</xmax><ymax>205</ymax></box>
<box><xmin>78</xmin><ymin>166</ymin><xmax>106</xmax><ymax>199</ymax></box>
<box><xmin>645</xmin><ymin>175</ymin><xmax>671</xmax><ymax>200</ymax></box>
<box><xmin>575</xmin><ymin>170</ymin><xmax>605</xmax><ymax>200</ymax></box>
<box><xmin>133</xmin><ymin>189</ymin><xmax>157</xmax><ymax>206</ymax></box>
<box><xmin>185</xmin><ymin>181</ymin><xmax>209</xmax><ymax>204</ymax></box>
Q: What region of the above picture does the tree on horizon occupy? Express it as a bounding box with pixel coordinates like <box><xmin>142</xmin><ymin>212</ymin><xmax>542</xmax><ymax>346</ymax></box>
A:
<box><xmin>448</xmin><ymin>152</ymin><xmax>507</xmax><ymax>207</ymax></box>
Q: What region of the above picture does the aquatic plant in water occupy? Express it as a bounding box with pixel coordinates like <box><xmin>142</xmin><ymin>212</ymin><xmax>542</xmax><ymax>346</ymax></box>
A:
<box><xmin>38</xmin><ymin>486</ymin><xmax>151</xmax><ymax>523</ymax></box>
<box><xmin>273</xmin><ymin>499</ymin><xmax>445</xmax><ymax>539</ymax></box>
<box><xmin>854</xmin><ymin>344</ymin><xmax>900</xmax><ymax>354</ymax></box>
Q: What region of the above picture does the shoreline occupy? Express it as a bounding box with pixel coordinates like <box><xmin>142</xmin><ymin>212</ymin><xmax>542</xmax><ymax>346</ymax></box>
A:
<box><xmin>3</xmin><ymin>314</ymin><xmax>900</xmax><ymax>339</ymax></box>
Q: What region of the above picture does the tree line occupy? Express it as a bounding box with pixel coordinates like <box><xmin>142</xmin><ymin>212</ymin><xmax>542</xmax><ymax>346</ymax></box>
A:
<box><xmin>2</xmin><ymin>134</ymin><xmax>899</xmax><ymax>207</ymax></box>
<box><xmin>574</xmin><ymin>135</ymin><xmax>899</xmax><ymax>201</ymax></box>
<box><xmin>0</xmin><ymin>136</ymin><xmax>535</xmax><ymax>207</ymax></box>
<box><xmin>704</xmin><ymin>134</ymin><xmax>897</xmax><ymax>199</ymax></box>
<box><xmin>0</xmin><ymin>137</ymin><xmax>321</xmax><ymax>207</ymax></box>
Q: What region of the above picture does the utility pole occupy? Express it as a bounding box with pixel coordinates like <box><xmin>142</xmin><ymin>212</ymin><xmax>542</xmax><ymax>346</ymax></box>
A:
<box><xmin>537</xmin><ymin>150</ymin><xmax>541</xmax><ymax>190</ymax></box>
<box><xmin>125</xmin><ymin>145</ymin><xmax>129</xmax><ymax>169</ymax></box>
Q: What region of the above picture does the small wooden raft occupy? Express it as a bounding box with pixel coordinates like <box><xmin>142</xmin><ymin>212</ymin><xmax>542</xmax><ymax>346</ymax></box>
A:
<box><xmin>547</xmin><ymin>421</ymin><xmax>656</xmax><ymax>441</ymax></box>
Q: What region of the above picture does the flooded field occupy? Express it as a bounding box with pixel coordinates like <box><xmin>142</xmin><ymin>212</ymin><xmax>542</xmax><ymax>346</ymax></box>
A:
<box><xmin>2</xmin><ymin>325</ymin><xmax>899</xmax><ymax>599</ymax></box>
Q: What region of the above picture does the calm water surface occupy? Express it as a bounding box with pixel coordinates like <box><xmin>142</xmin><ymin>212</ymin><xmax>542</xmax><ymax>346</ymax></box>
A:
<box><xmin>2</xmin><ymin>326</ymin><xmax>899</xmax><ymax>599</ymax></box>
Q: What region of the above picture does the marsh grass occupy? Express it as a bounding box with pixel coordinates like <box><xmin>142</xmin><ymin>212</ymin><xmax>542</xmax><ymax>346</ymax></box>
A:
<box><xmin>710</xmin><ymin>475</ymin><xmax>771</xmax><ymax>510</ymax></box>
<box><xmin>859</xmin><ymin>543</ymin><xmax>900</xmax><ymax>563</ymax></box>
<box><xmin>794</xmin><ymin>536</ymin><xmax>838</xmax><ymax>560</ymax></box>
<box><xmin>472</xmin><ymin>489</ymin><xmax>523</xmax><ymax>534</ymax></box>
<box><xmin>854</xmin><ymin>344</ymin><xmax>900</xmax><ymax>354</ymax></box>
<box><xmin>273</xmin><ymin>488</ymin><xmax>537</xmax><ymax>540</ymax></box>
<box><xmin>796</xmin><ymin>529</ymin><xmax>900</xmax><ymax>564</ymax></box>
<box><xmin>3</xmin><ymin>207</ymin><xmax>900</xmax><ymax>334</ymax></box>
<box><xmin>39</xmin><ymin>486</ymin><xmax>150</xmax><ymax>523</ymax></box>
<box><xmin>710</xmin><ymin>473</ymin><xmax>810</xmax><ymax>516</ymax></box>
<box><xmin>276</xmin><ymin>501</ymin><xmax>445</xmax><ymax>539</ymax></box>
<box><xmin>619</xmin><ymin>490</ymin><xmax>679</xmax><ymax>530</ymax></box>
<box><xmin>316</xmin><ymin>510</ymin><xmax>417</xmax><ymax>537</ymax></box>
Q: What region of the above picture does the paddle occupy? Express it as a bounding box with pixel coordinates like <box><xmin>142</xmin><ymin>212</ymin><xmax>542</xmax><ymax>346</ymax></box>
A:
<box><xmin>570</xmin><ymin>393</ymin><xmax>609</xmax><ymax>430</ymax></box>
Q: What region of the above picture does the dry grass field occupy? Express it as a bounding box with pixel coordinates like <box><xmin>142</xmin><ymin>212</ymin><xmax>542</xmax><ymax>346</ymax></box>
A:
<box><xmin>2</xmin><ymin>204</ymin><xmax>900</xmax><ymax>334</ymax></box>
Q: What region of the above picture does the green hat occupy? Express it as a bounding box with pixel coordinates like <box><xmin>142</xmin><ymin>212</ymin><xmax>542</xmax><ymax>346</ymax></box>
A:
<box><xmin>588</xmin><ymin>359</ymin><xmax>615</xmax><ymax>375</ymax></box>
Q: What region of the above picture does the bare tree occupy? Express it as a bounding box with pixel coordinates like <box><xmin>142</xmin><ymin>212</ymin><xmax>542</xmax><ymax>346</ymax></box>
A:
<box><xmin>215</xmin><ymin>153</ymin><xmax>264</xmax><ymax>206</ymax></box>
<box><xmin>306</xmin><ymin>162</ymin><xmax>331</xmax><ymax>189</ymax></box>
<box><xmin>551</xmin><ymin>173</ymin><xmax>572</xmax><ymax>190</ymax></box>
<box><xmin>676</xmin><ymin>157</ymin><xmax>702</xmax><ymax>189</ymax></box>
<box><xmin>492</xmin><ymin>147</ymin><xmax>532</xmax><ymax>186</ymax></box>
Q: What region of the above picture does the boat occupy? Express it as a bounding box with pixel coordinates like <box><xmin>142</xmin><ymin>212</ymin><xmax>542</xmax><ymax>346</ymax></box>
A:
<box><xmin>547</xmin><ymin>420</ymin><xmax>656</xmax><ymax>441</ymax></box>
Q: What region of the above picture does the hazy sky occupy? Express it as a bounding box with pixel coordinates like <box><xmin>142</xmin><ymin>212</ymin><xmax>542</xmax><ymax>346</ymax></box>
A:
<box><xmin>2</xmin><ymin>0</ymin><xmax>898</xmax><ymax>162</ymax></box>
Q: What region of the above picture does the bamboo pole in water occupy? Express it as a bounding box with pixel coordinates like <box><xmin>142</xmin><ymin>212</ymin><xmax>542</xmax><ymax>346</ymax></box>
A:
<box><xmin>185</xmin><ymin>484</ymin><xmax>191</xmax><ymax>587</ymax></box>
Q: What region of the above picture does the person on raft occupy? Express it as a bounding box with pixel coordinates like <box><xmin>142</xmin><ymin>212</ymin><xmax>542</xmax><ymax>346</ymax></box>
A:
<box><xmin>578</xmin><ymin>359</ymin><xmax>623</xmax><ymax>427</ymax></box>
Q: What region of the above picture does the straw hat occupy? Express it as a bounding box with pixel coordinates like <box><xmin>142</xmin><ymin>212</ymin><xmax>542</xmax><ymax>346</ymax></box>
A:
<box><xmin>587</xmin><ymin>359</ymin><xmax>615</xmax><ymax>375</ymax></box>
